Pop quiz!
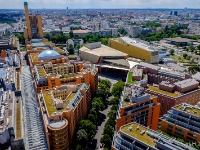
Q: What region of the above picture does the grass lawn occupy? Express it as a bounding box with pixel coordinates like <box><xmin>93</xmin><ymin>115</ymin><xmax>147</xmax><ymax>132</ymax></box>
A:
<box><xmin>171</xmin><ymin>55</ymin><xmax>190</xmax><ymax>63</ymax></box>
<box><xmin>127</xmin><ymin>72</ymin><xmax>135</xmax><ymax>85</ymax></box>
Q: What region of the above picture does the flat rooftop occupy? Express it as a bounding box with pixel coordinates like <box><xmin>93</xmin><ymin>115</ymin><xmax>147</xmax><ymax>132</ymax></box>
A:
<box><xmin>139</xmin><ymin>62</ymin><xmax>160</xmax><ymax>70</ymax></box>
<box><xmin>117</xmin><ymin>37</ymin><xmax>158</xmax><ymax>52</ymax></box>
<box><xmin>80</xmin><ymin>44</ymin><xmax>128</xmax><ymax>57</ymax></box>
<box><xmin>42</xmin><ymin>90</ymin><xmax>76</xmax><ymax>116</ymax></box>
<box><xmin>165</xmin><ymin>38</ymin><xmax>197</xmax><ymax>43</ymax></box>
<box><xmin>49</xmin><ymin>119</ymin><xmax>67</xmax><ymax>129</ymax></box>
<box><xmin>36</xmin><ymin>65</ymin><xmax>46</xmax><ymax>78</ymax></box>
<box><xmin>174</xmin><ymin>103</ymin><xmax>200</xmax><ymax>117</ymax></box>
<box><xmin>174</xmin><ymin>79</ymin><xmax>199</xmax><ymax>89</ymax></box>
<box><xmin>148</xmin><ymin>86</ymin><xmax>179</xmax><ymax>98</ymax></box>
<box><xmin>121</xmin><ymin>123</ymin><xmax>156</xmax><ymax>148</ymax></box>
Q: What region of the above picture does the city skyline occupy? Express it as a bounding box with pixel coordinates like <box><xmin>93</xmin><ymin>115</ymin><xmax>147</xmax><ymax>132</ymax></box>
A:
<box><xmin>0</xmin><ymin>0</ymin><xmax>200</xmax><ymax>9</ymax></box>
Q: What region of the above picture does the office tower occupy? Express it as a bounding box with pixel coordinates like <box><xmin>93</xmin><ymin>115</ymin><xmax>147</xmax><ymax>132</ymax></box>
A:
<box><xmin>24</xmin><ymin>2</ymin><xmax>43</xmax><ymax>39</ymax></box>
<box><xmin>159</xmin><ymin>103</ymin><xmax>200</xmax><ymax>142</ymax></box>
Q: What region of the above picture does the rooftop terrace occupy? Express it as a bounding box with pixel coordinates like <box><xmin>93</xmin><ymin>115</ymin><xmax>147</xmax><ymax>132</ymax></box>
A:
<box><xmin>174</xmin><ymin>103</ymin><xmax>200</xmax><ymax>117</ymax></box>
<box><xmin>42</xmin><ymin>90</ymin><xmax>77</xmax><ymax>116</ymax></box>
<box><xmin>36</xmin><ymin>65</ymin><xmax>46</xmax><ymax>78</ymax></box>
<box><xmin>148</xmin><ymin>86</ymin><xmax>179</xmax><ymax>98</ymax></box>
<box><xmin>121</xmin><ymin>123</ymin><xmax>156</xmax><ymax>148</ymax></box>
<box><xmin>30</xmin><ymin>53</ymin><xmax>39</xmax><ymax>62</ymax></box>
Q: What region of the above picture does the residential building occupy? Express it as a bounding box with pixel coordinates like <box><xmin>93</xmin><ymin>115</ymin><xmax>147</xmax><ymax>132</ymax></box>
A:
<box><xmin>112</xmin><ymin>122</ymin><xmax>196</xmax><ymax>150</ymax></box>
<box><xmin>39</xmin><ymin>84</ymin><xmax>91</xmax><ymax>150</ymax></box>
<box><xmin>109</xmin><ymin>37</ymin><xmax>159</xmax><ymax>63</ymax></box>
<box><xmin>24</xmin><ymin>2</ymin><xmax>43</xmax><ymax>39</ymax></box>
<box><xmin>159</xmin><ymin>103</ymin><xmax>200</xmax><ymax>143</ymax></box>
<box><xmin>116</xmin><ymin>83</ymin><xmax>161</xmax><ymax>131</ymax></box>
<box><xmin>131</xmin><ymin>62</ymin><xmax>200</xmax><ymax>117</ymax></box>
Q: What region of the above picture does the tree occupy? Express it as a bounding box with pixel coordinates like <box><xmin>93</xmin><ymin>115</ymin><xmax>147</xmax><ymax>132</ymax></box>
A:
<box><xmin>103</xmin><ymin>125</ymin><xmax>114</xmax><ymax>137</ymax></box>
<box><xmin>111</xmin><ymin>104</ymin><xmax>118</xmax><ymax>111</ymax></box>
<box><xmin>88</xmin><ymin>114</ymin><xmax>97</xmax><ymax>124</ymax></box>
<box><xmin>109</xmin><ymin>97</ymin><xmax>119</xmax><ymax>105</ymax></box>
<box><xmin>197</xmin><ymin>45</ymin><xmax>200</xmax><ymax>50</ymax></box>
<box><xmin>183</xmin><ymin>53</ymin><xmax>188</xmax><ymax>59</ymax></box>
<box><xmin>118</xmin><ymin>28</ymin><xmax>127</xmax><ymax>36</ymax></box>
<box><xmin>189</xmin><ymin>45</ymin><xmax>195</xmax><ymax>52</ymax></box>
<box><xmin>108</xmin><ymin>110</ymin><xmax>117</xmax><ymax>119</ymax></box>
<box><xmin>69</xmin><ymin>30</ymin><xmax>74</xmax><ymax>38</ymax></box>
<box><xmin>100</xmin><ymin>134</ymin><xmax>112</xmax><ymax>148</ymax></box>
<box><xmin>101</xmin><ymin>38</ymin><xmax>109</xmax><ymax>45</ymax></box>
<box><xmin>68</xmin><ymin>44</ymin><xmax>74</xmax><ymax>54</ymax></box>
<box><xmin>111</xmin><ymin>81</ymin><xmax>125</xmax><ymax>97</ymax></box>
<box><xmin>96</xmin><ymin>83</ymin><xmax>110</xmax><ymax>101</ymax></box>
<box><xmin>75</xmin><ymin>44</ymin><xmax>81</xmax><ymax>54</ymax></box>
<box><xmin>76</xmin><ymin>144</ymin><xmax>84</xmax><ymax>150</ymax></box>
<box><xmin>169</xmin><ymin>49</ymin><xmax>175</xmax><ymax>55</ymax></box>
<box><xmin>92</xmin><ymin>97</ymin><xmax>105</xmax><ymax>111</ymax></box>
<box><xmin>76</xmin><ymin>129</ymin><xmax>88</xmax><ymax>144</ymax></box>
<box><xmin>79</xmin><ymin>120</ymin><xmax>96</xmax><ymax>138</ymax></box>
<box><xmin>99</xmin><ymin>79</ymin><xmax>112</xmax><ymax>88</ymax></box>
<box><xmin>43</xmin><ymin>32</ymin><xmax>52</xmax><ymax>40</ymax></box>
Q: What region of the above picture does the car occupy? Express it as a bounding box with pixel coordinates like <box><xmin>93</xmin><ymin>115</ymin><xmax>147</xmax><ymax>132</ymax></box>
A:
<box><xmin>100</xmin><ymin>143</ymin><xmax>104</xmax><ymax>148</ymax></box>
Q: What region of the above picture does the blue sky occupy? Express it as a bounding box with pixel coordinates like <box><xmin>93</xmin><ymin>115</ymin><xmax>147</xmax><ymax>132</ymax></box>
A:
<box><xmin>0</xmin><ymin>0</ymin><xmax>200</xmax><ymax>9</ymax></box>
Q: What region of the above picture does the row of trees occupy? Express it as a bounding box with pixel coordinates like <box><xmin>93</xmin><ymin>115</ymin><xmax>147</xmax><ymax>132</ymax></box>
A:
<box><xmin>14</xmin><ymin>34</ymin><xmax>25</xmax><ymax>45</ymax></box>
<box><xmin>100</xmin><ymin>81</ymin><xmax>125</xmax><ymax>149</ymax></box>
<box><xmin>44</xmin><ymin>31</ymin><xmax>118</xmax><ymax>45</ymax></box>
<box><xmin>75</xmin><ymin>79</ymin><xmax>112</xmax><ymax>150</ymax></box>
<box><xmin>140</xmin><ymin>25</ymin><xmax>187</xmax><ymax>42</ymax></box>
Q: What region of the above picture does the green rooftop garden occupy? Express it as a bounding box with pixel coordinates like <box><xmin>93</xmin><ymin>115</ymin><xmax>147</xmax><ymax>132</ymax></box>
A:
<box><xmin>121</xmin><ymin>123</ymin><xmax>155</xmax><ymax>147</ymax></box>
<box><xmin>175</xmin><ymin>104</ymin><xmax>200</xmax><ymax>117</ymax></box>
<box><xmin>16</xmin><ymin>99</ymin><xmax>21</xmax><ymax>139</ymax></box>
<box><xmin>148</xmin><ymin>86</ymin><xmax>179</xmax><ymax>98</ymax></box>
<box><xmin>127</xmin><ymin>72</ymin><xmax>135</xmax><ymax>85</ymax></box>
<box><xmin>37</xmin><ymin>66</ymin><xmax>46</xmax><ymax>78</ymax></box>
<box><xmin>42</xmin><ymin>90</ymin><xmax>78</xmax><ymax>116</ymax></box>
<box><xmin>16</xmin><ymin>72</ymin><xmax>20</xmax><ymax>91</ymax></box>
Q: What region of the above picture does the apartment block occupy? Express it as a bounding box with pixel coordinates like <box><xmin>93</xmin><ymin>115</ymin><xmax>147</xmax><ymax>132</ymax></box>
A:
<box><xmin>39</xmin><ymin>84</ymin><xmax>91</xmax><ymax>150</ymax></box>
<box><xmin>134</xmin><ymin>62</ymin><xmax>200</xmax><ymax>117</ymax></box>
<box><xmin>116</xmin><ymin>84</ymin><xmax>160</xmax><ymax>131</ymax></box>
<box><xmin>159</xmin><ymin>103</ymin><xmax>200</xmax><ymax>143</ymax></box>
<box><xmin>112</xmin><ymin>122</ymin><xmax>196</xmax><ymax>150</ymax></box>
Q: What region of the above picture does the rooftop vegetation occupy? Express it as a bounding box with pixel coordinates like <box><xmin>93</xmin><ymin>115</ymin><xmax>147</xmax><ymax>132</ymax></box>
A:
<box><xmin>148</xmin><ymin>86</ymin><xmax>179</xmax><ymax>97</ymax></box>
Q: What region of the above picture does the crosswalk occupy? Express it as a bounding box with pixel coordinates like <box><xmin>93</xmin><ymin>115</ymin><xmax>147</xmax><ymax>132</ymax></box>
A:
<box><xmin>21</xmin><ymin>66</ymin><xmax>48</xmax><ymax>150</ymax></box>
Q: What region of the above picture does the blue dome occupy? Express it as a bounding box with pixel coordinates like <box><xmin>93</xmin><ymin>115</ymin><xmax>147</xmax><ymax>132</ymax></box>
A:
<box><xmin>38</xmin><ymin>50</ymin><xmax>62</xmax><ymax>61</ymax></box>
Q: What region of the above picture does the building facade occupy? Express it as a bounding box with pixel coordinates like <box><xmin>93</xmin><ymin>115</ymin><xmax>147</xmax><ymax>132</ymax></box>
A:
<box><xmin>112</xmin><ymin>122</ymin><xmax>196</xmax><ymax>150</ymax></box>
<box><xmin>116</xmin><ymin>84</ymin><xmax>160</xmax><ymax>131</ymax></box>
<box><xmin>24</xmin><ymin>2</ymin><xmax>43</xmax><ymax>39</ymax></box>
<box><xmin>159</xmin><ymin>103</ymin><xmax>200</xmax><ymax>143</ymax></box>
<box><xmin>109</xmin><ymin>37</ymin><xmax>159</xmax><ymax>63</ymax></box>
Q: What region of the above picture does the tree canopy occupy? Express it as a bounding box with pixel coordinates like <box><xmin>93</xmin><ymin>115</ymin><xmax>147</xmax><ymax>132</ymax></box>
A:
<box><xmin>111</xmin><ymin>81</ymin><xmax>125</xmax><ymax>97</ymax></box>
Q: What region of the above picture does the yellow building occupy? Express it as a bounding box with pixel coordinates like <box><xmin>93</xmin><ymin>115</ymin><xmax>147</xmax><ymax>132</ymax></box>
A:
<box><xmin>159</xmin><ymin>103</ymin><xmax>200</xmax><ymax>143</ymax></box>
<box><xmin>109</xmin><ymin>37</ymin><xmax>159</xmax><ymax>63</ymax></box>
<box><xmin>24</xmin><ymin>2</ymin><xmax>43</xmax><ymax>39</ymax></box>
<box><xmin>39</xmin><ymin>84</ymin><xmax>91</xmax><ymax>150</ymax></box>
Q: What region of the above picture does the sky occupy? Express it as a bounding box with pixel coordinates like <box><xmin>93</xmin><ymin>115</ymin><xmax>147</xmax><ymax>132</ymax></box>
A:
<box><xmin>0</xmin><ymin>0</ymin><xmax>200</xmax><ymax>9</ymax></box>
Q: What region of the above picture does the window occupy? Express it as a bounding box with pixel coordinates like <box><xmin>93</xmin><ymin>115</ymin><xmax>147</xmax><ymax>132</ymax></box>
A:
<box><xmin>175</xmin><ymin>127</ymin><xmax>184</xmax><ymax>133</ymax></box>
<box><xmin>168</xmin><ymin>124</ymin><xmax>173</xmax><ymax>129</ymax></box>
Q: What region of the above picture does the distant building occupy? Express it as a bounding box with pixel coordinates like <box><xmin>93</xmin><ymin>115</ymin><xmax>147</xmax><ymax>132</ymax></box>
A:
<box><xmin>159</xmin><ymin>103</ymin><xmax>200</xmax><ymax>143</ymax></box>
<box><xmin>109</xmin><ymin>37</ymin><xmax>159</xmax><ymax>63</ymax></box>
<box><xmin>112</xmin><ymin>122</ymin><xmax>196</xmax><ymax>150</ymax></box>
<box><xmin>165</xmin><ymin>38</ymin><xmax>197</xmax><ymax>46</ymax></box>
<box><xmin>170</xmin><ymin>10</ymin><xmax>178</xmax><ymax>16</ymax></box>
<box><xmin>23</xmin><ymin>2</ymin><xmax>43</xmax><ymax>39</ymax></box>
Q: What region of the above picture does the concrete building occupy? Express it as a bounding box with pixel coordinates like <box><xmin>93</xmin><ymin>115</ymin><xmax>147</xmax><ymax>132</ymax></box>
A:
<box><xmin>23</xmin><ymin>2</ymin><xmax>43</xmax><ymax>39</ymax></box>
<box><xmin>109</xmin><ymin>37</ymin><xmax>159</xmax><ymax>63</ymax></box>
<box><xmin>0</xmin><ymin>34</ymin><xmax>17</xmax><ymax>50</ymax></box>
<box><xmin>39</xmin><ymin>84</ymin><xmax>91</xmax><ymax>150</ymax></box>
<box><xmin>116</xmin><ymin>84</ymin><xmax>161</xmax><ymax>131</ymax></box>
<box><xmin>112</xmin><ymin>122</ymin><xmax>196</xmax><ymax>150</ymax></box>
<box><xmin>165</xmin><ymin>38</ymin><xmax>197</xmax><ymax>46</ymax></box>
<box><xmin>159</xmin><ymin>103</ymin><xmax>200</xmax><ymax>143</ymax></box>
<box><xmin>133</xmin><ymin>62</ymin><xmax>200</xmax><ymax>117</ymax></box>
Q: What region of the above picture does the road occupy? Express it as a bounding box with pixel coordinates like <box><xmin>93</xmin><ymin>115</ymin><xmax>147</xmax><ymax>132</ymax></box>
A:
<box><xmin>93</xmin><ymin>74</ymin><xmax>119</xmax><ymax>150</ymax></box>
<box><xmin>93</xmin><ymin>104</ymin><xmax>112</xmax><ymax>150</ymax></box>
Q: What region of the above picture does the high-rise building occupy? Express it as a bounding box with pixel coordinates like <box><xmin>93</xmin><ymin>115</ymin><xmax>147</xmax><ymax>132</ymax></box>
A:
<box><xmin>112</xmin><ymin>122</ymin><xmax>196</xmax><ymax>150</ymax></box>
<box><xmin>159</xmin><ymin>103</ymin><xmax>200</xmax><ymax>143</ymax></box>
<box><xmin>24</xmin><ymin>2</ymin><xmax>43</xmax><ymax>39</ymax></box>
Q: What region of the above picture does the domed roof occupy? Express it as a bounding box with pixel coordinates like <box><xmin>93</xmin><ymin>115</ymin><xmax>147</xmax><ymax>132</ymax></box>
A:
<box><xmin>38</xmin><ymin>50</ymin><xmax>62</xmax><ymax>61</ymax></box>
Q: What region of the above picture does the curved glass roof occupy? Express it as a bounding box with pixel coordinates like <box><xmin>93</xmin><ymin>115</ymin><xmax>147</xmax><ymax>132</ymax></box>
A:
<box><xmin>38</xmin><ymin>49</ymin><xmax>62</xmax><ymax>61</ymax></box>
